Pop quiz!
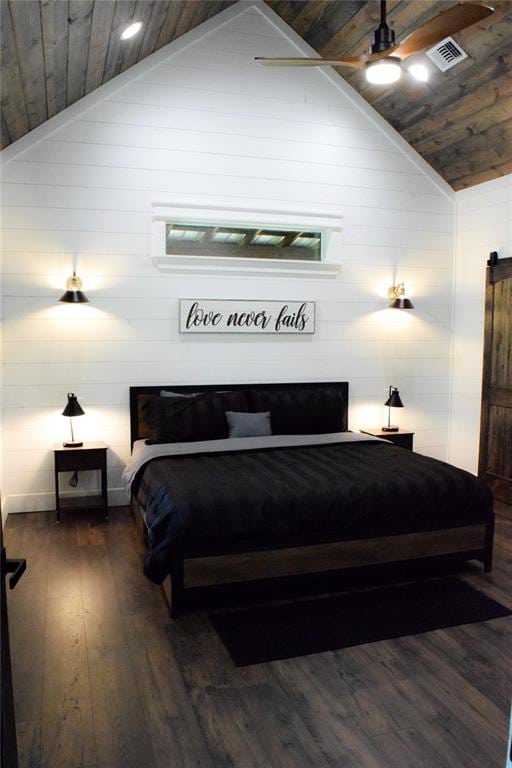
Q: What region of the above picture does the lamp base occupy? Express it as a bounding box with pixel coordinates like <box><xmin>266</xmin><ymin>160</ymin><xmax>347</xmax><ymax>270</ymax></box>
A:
<box><xmin>63</xmin><ymin>441</ymin><xmax>83</xmax><ymax>448</ymax></box>
<box><xmin>382</xmin><ymin>426</ymin><xmax>399</xmax><ymax>432</ymax></box>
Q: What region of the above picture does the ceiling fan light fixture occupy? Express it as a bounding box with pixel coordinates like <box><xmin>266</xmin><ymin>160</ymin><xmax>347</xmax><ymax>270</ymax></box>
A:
<box><xmin>366</xmin><ymin>57</ymin><xmax>401</xmax><ymax>85</ymax></box>
<box><xmin>408</xmin><ymin>63</ymin><xmax>429</xmax><ymax>82</ymax></box>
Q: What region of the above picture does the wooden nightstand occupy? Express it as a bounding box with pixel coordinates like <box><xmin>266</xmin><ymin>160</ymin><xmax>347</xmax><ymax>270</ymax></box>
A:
<box><xmin>360</xmin><ymin>428</ymin><xmax>414</xmax><ymax>451</ymax></box>
<box><xmin>53</xmin><ymin>442</ymin><xmax>108</xmax><ymax>523</ymax></box>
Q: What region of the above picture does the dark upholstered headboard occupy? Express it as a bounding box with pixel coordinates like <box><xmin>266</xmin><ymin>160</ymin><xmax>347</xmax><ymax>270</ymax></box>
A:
<box><xmin>129</xmin><ymin>382</ymin><xmax>349</xmax><ymax>448</ymax></box>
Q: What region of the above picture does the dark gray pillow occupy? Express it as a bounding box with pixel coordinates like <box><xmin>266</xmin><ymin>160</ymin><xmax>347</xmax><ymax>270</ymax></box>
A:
<box><xmin>225</xmin><ymin>411</ymin><xmax>271</xmax><ymax>439</ymax></box>
<box><xmin>145</xmin><ymin>391</ymin><xmax>249</xmax><ymax>443</ymax></box>
<box><xmin>248</xmin><ymin>387</ymin><xmax>346</xmax><ymax>434</ymax></box>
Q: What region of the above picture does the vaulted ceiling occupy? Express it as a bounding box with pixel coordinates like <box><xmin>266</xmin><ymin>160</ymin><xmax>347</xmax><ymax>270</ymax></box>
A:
<box><xmin>0</xmin><ymin>0</ymin><xmax>235</xmax><ymax>148</ymax></box>
<box><xmin>2</xmin><ymin>0</ymin><xmax>511</xmax><ymax>190</ymax></box>
<box><xmin>268</xmin><ymin>0</ymin><xmax>512</xmax><ymax>190</ymax></box>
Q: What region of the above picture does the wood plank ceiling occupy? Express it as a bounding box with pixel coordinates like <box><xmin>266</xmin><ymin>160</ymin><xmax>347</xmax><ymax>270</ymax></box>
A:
<box><xmin>267</xmin><ymin>0</ymin><xmax>512</xmax><ymax>190</ymax></box>
<box><xmin>0</xmin><ymin>0</ymin><xmax>235</xmax><ymax>148</ymax></box>
<box><xmin>1</xmin><ymin>0</ymin><xmax>511</xmax><ymax>190</ymax></box>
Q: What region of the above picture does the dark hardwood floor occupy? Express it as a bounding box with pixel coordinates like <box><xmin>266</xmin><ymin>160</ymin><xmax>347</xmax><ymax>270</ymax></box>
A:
<box><xmin>4</xmin><ymin>502</ymin><xmax>512</xmax><ymax>768</ymax></box>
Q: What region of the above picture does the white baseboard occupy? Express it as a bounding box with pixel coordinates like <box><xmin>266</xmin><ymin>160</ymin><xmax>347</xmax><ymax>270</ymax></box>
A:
<box><xmin>4</xmin><ymin>488</ymin><xmax>129</xmax><ymax>515</ymax></box>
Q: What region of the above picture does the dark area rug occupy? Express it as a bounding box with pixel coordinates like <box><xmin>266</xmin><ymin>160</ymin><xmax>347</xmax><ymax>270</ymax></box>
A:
<box><xmin>209</xmin><ymin>577</ymin><xmax>511</xmax><ymax>666</ymax></box>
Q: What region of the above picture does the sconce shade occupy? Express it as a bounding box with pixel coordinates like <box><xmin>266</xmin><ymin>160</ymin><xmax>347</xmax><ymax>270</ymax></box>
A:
<box><xmin>384</xmin><ymin>389</ymin><xmax>404</xmax><ymax>408</ymax></box>
<box><xmin>59</xmin><ymin>289</ymin><xmax>89</xmax><ymax>304</ymax></box>
<box><xmin>59</xmin><ymin>272</ymin><xmax>89</xmax><ymax>304</ymax></box>
<box><xmin>62</xmin><ymin>393</ymin><xmax>85</xmax><ymax>418</ymax></box>
<box><xmin>389</xmin><ymin>297</ymin><xmax>414</xmax><ymax>309</ymax></box>
<box><xmin>388</xmin><ymin>282</ymin><xmax>414</xmax><ymax>309</ymax></box>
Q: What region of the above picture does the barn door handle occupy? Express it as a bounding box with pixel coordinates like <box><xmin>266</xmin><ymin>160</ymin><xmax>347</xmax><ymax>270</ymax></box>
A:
<box><xmin>4</xmin><ymin>558</ymin><xmax>26</xmax><ymax>589</ymax></box>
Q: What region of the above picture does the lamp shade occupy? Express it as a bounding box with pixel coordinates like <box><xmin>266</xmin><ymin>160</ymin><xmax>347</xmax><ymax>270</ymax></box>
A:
<box><xmin>389</xmin><ymin>297</ymin><xmax>414</xmax><ymax>309</ymax></box>
<box><xmin>59</xmin><ymin>272</ymin><xmax>89</xmax><ymax>304</ymax></box>
<box><xmin>62</xmin><ymin>393</ymin><xmax>85</xmax><ymax>418</ymax></box>
<box><xmin>384</xmin><ymin>388</ymin><xmax>404</xmax><ymax>408</ymax></box>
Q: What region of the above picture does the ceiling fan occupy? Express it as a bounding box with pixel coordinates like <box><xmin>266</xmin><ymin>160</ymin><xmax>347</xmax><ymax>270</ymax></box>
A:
<box><xmin>255</xmin><ymin>1</ymin><xmax>494</xmax><ymax>85</ymax></box>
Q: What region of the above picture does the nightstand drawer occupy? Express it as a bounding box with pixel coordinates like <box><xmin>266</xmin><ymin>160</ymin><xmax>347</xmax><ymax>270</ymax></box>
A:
<box><xmin>53</xmin><ymin>442</ymin><xmax>108</xmax><ymax>523</ymax></box>
<box><xmin>55</xmin><ymin>448</ymin><xmax>106</xmax><ymax>472</ymax></box>
<box><xmin>386</xmin><ymin>433</ymin><xmax>413</xmax><ymax>450</ymax></box>
<box><xmin>360</xmin><ymin>429</ymin><xmax>414</xmax><ymax>451</ymax></box>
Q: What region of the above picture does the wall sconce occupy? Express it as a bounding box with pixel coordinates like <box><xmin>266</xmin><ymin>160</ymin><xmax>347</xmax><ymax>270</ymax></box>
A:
<box><xmin>388</xmin><ymin>282</ymin><xmax>414</xmax><ymax>309</ymax></box>
<box><xmin>59</xmin><ymin>272</ymin><xmax>89</xmax><ymax>304</ymax></box>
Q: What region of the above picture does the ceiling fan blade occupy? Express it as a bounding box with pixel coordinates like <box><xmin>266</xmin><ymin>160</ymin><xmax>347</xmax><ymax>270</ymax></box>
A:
<box><xmin>255</xmin><ymin>56</ymin><xmax>363</xmax><ymax>69</ymax></box>
<box><xmin>393</xmin><ymin>2</ymin><xmax>494</xmax><ymax>60</ymax></box>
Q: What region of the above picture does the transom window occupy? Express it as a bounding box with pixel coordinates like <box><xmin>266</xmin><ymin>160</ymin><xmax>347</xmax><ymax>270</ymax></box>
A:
<box><xmin>165</xmin><ymin>223</ymin><xmax>322</xmax><ymax>262</ymax></box>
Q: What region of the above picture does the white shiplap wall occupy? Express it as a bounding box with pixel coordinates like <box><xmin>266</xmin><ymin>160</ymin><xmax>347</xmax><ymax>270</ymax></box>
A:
<box><xmin>448</xmin><ymin>174</ymin><xmax>512</xmax><ymax>472</ymax></box>
<box><xmin>0</xmin><ymin>249</ymin><xmax>3</xmax><ymax>524</ymax></box>
<box><xmin>0</xmin><ymin>2</ymin><xmax>455</xmax><ymax>514</ymax></box>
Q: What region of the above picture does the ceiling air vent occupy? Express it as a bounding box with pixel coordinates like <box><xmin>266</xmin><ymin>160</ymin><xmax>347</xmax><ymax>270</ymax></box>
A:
<box><xmin>426</xmin><ymin>36</ymin><xmax>468</xmax><ymax>71</ymax></box>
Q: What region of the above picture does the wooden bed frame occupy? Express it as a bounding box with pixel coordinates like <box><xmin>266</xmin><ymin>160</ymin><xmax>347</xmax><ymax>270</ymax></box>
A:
<box><xmin>129</xmin><ymin>382</ymin><xmax>494</xmax><ymax>618</ymax></box>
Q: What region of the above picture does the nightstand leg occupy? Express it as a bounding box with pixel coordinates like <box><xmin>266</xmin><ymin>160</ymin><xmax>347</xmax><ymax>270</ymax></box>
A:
<box><xmin>101</xmin><ymin>458</ymin><xmax>108</xmax><ymax>520</ymax></box>
<box><xmin>54</xmin><ymin>465</ymin><xmax>60</xmax><ymax>524</ymax></box>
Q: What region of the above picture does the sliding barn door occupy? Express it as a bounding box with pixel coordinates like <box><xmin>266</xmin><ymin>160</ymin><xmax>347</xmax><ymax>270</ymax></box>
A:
<box><xmin>479</xmin><ymin>252</ymin><xmax>512</xmax><ymax>504</ymax></box>
<box><xmin>2</xmin><ymin>501</ymin><xmax>27</xmax><ymax>768</ymax></box>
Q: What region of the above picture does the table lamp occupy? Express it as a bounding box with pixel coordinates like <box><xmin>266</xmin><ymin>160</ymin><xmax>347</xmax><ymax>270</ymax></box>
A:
<box><xmin>383</xmin><ymin>385</ymin><xmax>403</xmax><ymax>432</ymax></box>
<box><xmin>62</xmin><ymin>393</ymin><xmax>85</xmax><ymax>447</ymax></box>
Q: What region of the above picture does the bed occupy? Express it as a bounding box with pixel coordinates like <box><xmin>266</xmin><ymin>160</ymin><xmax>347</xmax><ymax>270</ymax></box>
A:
<box><xmin>125</xmin><ymin>382</ymin><xmax>494</xmax><ymax>618</ymax></box>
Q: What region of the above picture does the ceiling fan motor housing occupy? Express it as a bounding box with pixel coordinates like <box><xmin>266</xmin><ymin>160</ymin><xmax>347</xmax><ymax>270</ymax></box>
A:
<box><xmin>369</xmin><ymin>0</ymin><xmax>396</xmax><ymax>54</ymax></box>
<box><xmin>370</xmin><ymin>21</ymin><xmax>395</xmax><ymax>54</ymax></box>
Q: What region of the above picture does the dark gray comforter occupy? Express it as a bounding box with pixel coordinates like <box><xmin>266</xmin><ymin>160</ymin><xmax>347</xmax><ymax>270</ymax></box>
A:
<box><xmin>132</xmin><ymin>439</ymin><xmax>493</xmax><ymax>584</ymax></box>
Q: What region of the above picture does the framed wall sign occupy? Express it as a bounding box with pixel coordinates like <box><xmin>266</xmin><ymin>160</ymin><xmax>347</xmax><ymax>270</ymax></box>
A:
<box><xmin>180</xmin><ymin>299</ymin><xmax>315</xmax><ymax>334</ymax></box>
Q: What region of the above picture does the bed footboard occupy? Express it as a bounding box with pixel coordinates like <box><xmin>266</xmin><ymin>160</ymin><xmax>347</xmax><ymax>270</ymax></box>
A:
<box><xmin>139</xmin><ymin>511</ymin><xmax>494</xmax><ymax>619</ymax></box>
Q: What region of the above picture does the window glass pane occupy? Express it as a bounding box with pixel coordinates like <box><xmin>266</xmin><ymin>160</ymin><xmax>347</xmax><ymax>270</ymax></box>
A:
<box><xmin>165</xmin><ymin>224</ymin><xmax>321</xmax><ymax>261</ymax></box>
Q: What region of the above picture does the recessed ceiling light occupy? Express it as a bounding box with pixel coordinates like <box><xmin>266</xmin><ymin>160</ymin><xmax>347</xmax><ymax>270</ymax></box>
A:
<box><xmin>120</xmin><ymin>21</ymin><xmax>143</xmax><ymax>40</ymax></box>
<box><xmin>408</xmin><ymin>63</ymin><xmax>429</xmax><ymax>82</ymax></box>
